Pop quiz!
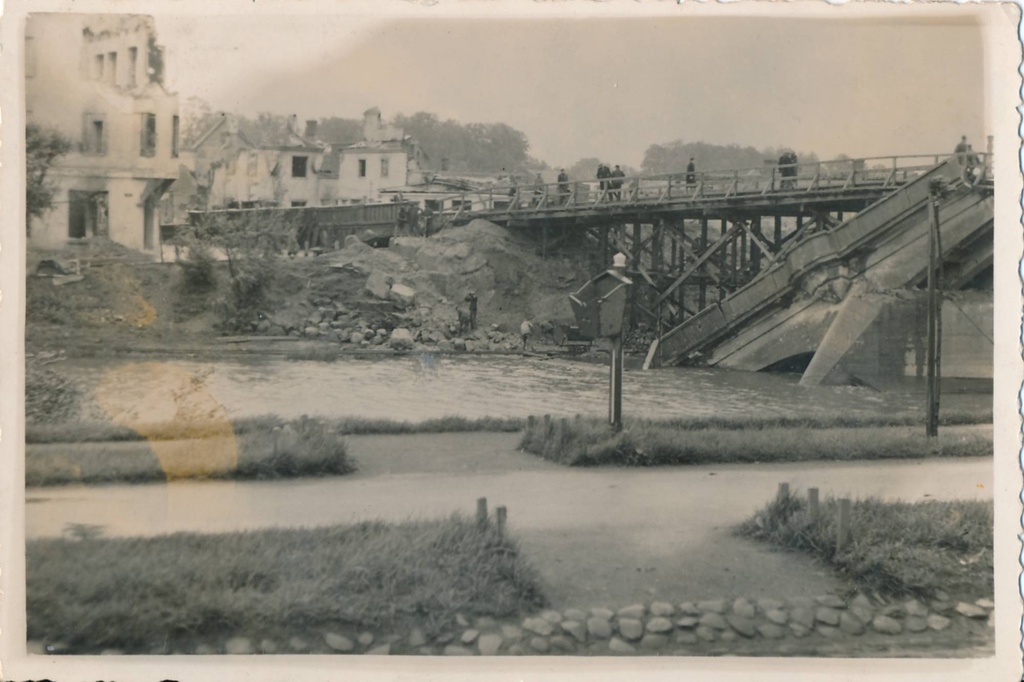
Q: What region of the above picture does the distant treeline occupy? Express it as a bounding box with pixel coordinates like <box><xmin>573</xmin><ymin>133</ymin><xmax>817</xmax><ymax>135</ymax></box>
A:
<box><xmin>641</xmin><ymin>141</ymin><xmax>821</xmax><ymax>175</ymax></box>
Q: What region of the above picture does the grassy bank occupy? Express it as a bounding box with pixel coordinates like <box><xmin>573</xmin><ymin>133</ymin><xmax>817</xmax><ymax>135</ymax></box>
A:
<box><xmin>736</xmin><ymin>490</ymin><xmax>993</xmax><ymax>598</ymax></box>
<box><xmin>26</xmin><ymin>414</ymin><xmax>523</xmax><ymax>445</ymax></box>
<box><xmin>27</xmin><ymin>514</ymin><xmax>547</xmax><ymax>652</ymax></box>
<box><xmin>26</xmin><ymin>416</ymin><xmax>353</xmax><ymax>486</ymax></box>
<box><xmin>518</xmin><ymin>416</ymin><xmax>991</xmax><ymax>467</ymax></box>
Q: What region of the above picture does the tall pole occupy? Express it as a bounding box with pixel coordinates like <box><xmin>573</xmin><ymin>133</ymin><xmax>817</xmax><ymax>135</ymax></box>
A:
<box><xmin>925</xmin><ymin>191</ymin><xmax>940</xmax><ymax>438</ymax></box>
<box><xmin>610</xmin><ymin>334</ymin><xmax>623</xmax><ymax>432</ymax></box>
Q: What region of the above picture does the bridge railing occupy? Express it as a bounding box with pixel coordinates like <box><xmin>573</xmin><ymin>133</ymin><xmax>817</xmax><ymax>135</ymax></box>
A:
<box><xmin>429</xmin><ymin>152</ymin><xmax>990</xmax><ymax>225</ymax></box>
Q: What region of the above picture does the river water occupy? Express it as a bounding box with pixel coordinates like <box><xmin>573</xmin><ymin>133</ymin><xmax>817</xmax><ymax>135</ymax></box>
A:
<box><xmin>60</xmin><ymin>354</ymin><xmax>985</xmax><ymax>424</ymax></box>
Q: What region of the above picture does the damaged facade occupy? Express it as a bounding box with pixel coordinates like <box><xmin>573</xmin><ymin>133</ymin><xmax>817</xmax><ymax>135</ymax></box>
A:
<box><xmin>26</xmin><ymin>14</ymin><xmax>180</xmax><ymax>253</ymax></box>
<box><xmin>186</xmin><ymin>107</ymin><xmax>427</xmax><ymax>211</ymax></box>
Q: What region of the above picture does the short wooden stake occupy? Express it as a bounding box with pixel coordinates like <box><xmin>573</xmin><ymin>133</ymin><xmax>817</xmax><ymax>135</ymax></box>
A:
<box><xmin>808</xmin><ymin>488</ymin><xmax>820</xmax><ymax>517</ymax></box>
<box><xmin>836</xmin><ymin>498</ymin><xmax>852</xmax><ymax>552</ymax></box>
<box><xmin>476</xmin><ymin>497</ymin><xmax>488</xmax><ymax>526</ymax></box>
<box><xmin>496</xmin><ymin>506</ymin><xmax>507</xmax><ymax>537</ymax></box>
<box><xmin>777</xmin><ymin>482</ymin><xmax>790</xmax><ymax>501</ymax></box>
<box><xmin>543</xmin><ymin>414</ymin><xmax>552</xmax><ymax>436</ymax></box>
<box><xmin>527</xmin><ymin>415</ymin><xmax>536</xmax><ymax>432</ymax></box>
<box><xmin>560</xmin><ymin>418</ymin><xmax>570</xmax><ymax>445</ymax></box>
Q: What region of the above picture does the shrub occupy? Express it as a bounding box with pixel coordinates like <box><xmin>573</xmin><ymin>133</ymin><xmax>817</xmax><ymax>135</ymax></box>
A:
<box><xmin>25</xmin><ymin>360</ymin><xmax>80</xmax><ymax>424</ymax></box>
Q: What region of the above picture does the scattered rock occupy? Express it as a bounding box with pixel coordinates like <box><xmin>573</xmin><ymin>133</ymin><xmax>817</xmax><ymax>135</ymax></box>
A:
<box><xmin>365</xmin><ymin>271</ymin><xmax>393</xmax><ymax>299</ymax></box>
<box><xmin>975</xmin><ymin>598</ymin><xmax>995</xmax><ymax>610</ymax></box>
<box><xmin>815</xmin><ymin>607</ymin><xmax>841</xmax><ymax>626</ymax></box>
<box><xmin>757</xmin><ymin>598</ymin><xmax>785</xmax><ymax>613</ymax></box>
<box><xmin>523</xmin><ymin>617</ymin><xmax>554</xmax><ymax>636</ymax></box>
<box><xmin>646</xmin><ymin>617</ymin><xmax>674</xmax><ymax>634</ymax></box>
<box><xmin>871</xmin><ymin>616</ymin><xmax>903</xmax><ymax>635</ymax></box>
<box><xmin>906</xmin><ymin>616</ymin><xmax>928</xmax><ymax>633</ymax></box>
<box><xmin>640</xmin><ymin>633</ymin><xmax>669</xmax><ymax>651</ymax></box>
<box><xmin>732</xmin><ymin>598</ymin><xmax>756</xmax><ymax>619</ymax></box>
<box><xmin>460</xmin><ymin>629</ymin><xmax>479</xmax><ymax>644</ymax></box>
<box><xmin>357</xmin><ymin>632</ymin><xmax>374</xmax><ymax>647</ymax></box>
<box><xmin>608</xmin><ymin>637</ymin><xmax>636</xmax><ymax>654</ymax></box>
<box><xmin>587</xmin><ymin>617</ymin><xmax>613</xmax><ymax>639</ymax></box>
<box><xmin>435</xmin><ymin>632</ymin><xmax>454</xmax><ymax>644</ymax></box>
<box><xmin>904</xmin><ymin>599</ymin><xmax>929</xmax><ymax>618</ymax></box>
<box><xmin>676</xmin><ymin>616</ymin><xmax>700</xmax><ymax>628</ymax></box>
<box><xmin>720</xmin><ymin>630</ymin><xmax>738</xmax><ymax>642</ymax></box>
<box><xmin>407</xmin><ymin>628</ymin><xmax>427</xmax><ymax>647</ymax></box>
<box><xmin>880</xmin><ymin>604</ymin><xmax>905</xmax><ymax>619</ymax></box>
<box><xmin>817</xmin><ymin>625</ymin><xmax>840</xmax><ymax>638</ymax></box>
<box><xmin>324</xmin><ymin>633</ymin><xmax>354</xmax><ymax>652</ymax></box>
<box><xmin>564</xmin><ymin>608</ymin><xmax>588</xmax><ymax>622</ymax></box>
<box><xmin>193</xmin><ymin>643</ymin><xmax>218</xmax><ymax>655</ymax></box>
<box><xmin>541</xmin><ymin>609</ymin><xmax>564</xmax><ymax>624</ymax></box>
<box><xmin>839</xmin><ymin>613</ymin><xmax>865</xmax><ymax>636</ymax></box>
<box><xmin>506</xmin><ymin>643</ymin><xmax>526</xmax><ymax>656</ymax></box>
<box><xmin>288</xmin><ymin>637</ymin><xmax>310</xmax><ymax>652</ymax></box>
<box><xmin>757</xmin><ymin>623</ymin><xmax>786</xmax><ymax>639</ymax></box>
<box><xmin>650</xmin><ymin>601</ymin><xmax>675</xmax><ymax>617</ymax></box>
<box><xmin>927</xmin><ymin>614</ymin><xmax>952</xmax><ymax>631</ymax></box>
<box><xmin>790</xmin><ymin>607</ymin><xmax>816</xmax><ymax>629</ymax></box>
<box><xmin>478</xmin><ymin>634</ymin><xmax>503</xmax><ymax>656</ymax></box>
<box><xmin>443</xmin><ymin>644</ymin><xmax>473</xmax><ymax>656</ymax></box>
<box><xmin>476</xmin><ymin>616</ymin><xmax>497</xmax><ymax>630</ymax></box>
<box><xmin>788</xmin><ymin>623</ymin><xmax>811</xmax><ymax>638</ymax></box>
<box><xmin>550</xmin><ymin>635</ymin><xmax>575</xmax><ymax>653</ymax></box>
<box><xmin>931</xmin><ymin>600</ymin><xmax>954</xmax><ymax>614</ymax></box>
<box><xmin>529</xmin><ymin>636</ymin><xmax>550</xmax><ymax>653</ymax></box>
<box><xmin>561</xmin><ymin>620</ymin><xmax>587</xmax><ymax>642</ymax></box>
<box><xmin>955</xmin><ymin>602</ymin><xmax>988</xmax><ymax>619</ymax></box>
<box><xmin>726</xmin><ymin>615</ymin><xmax>757</xmax><ymax>638</ymax></box>
<box><xmin>699</xmin><ymin>612</ymin><xmax>729</xmax><ymax>630</ymax></box>
<box><xmin>789</xmin><ymin>596</ymin><xmax>816</xmax><ymax>610</ymax></box>
<box><xmin>677</xmin><ymin>602</ymin><xmax>702</xmax><ymax>617</ymax></box>
<box><xmin>675</xmin><ymin>631</ymin><xmax>699</xmax><ymax>645</ymax></box>
<box><xmin>224</xmin><ymin>637</ymin><xmax>254</xmax><ymax>655</ymax></box>
<box><xmin>618</xmin><ymin>618</ymin><xmax>644</xmax><ymax>641</ymax></box>
<box><xmin>590</xmin><ymin>607</ymin><xmax>615</xmax><ymax>620</ymax></box>
<box><xmin>367</xmin><ymin>644</ymin><xmax>392</xmax><ymax>655</ymax></box>
<box><xmin>851</xmin><ymin>606</ymin><xmax>874</xmax><ymax>624</ymax></box>
<box><xmin>617</xmin><ymin>604</ymin><xmax>646</xmax><ymax>620</ymax></box>
<box><xmin>766</xmin><ymin>609</ymin><xmax>789</xmax><ymax>625</ymax></box>
<box><xmin>501</xmin><ymin>624</ymin><xmax>523</xmax><ymax>640</ymax></box>
<box><xmin>697</xmin><ymin>599</ymin><xmax>726</xmax><ymax>614</ymax></box>
<box><xmin>816</xmin><ymin>595</ymin><xmax>846</xmax><ymax>609</ymax></box>
<box><xmin>388</xmin><ymin>327</ymin><xmax>415</xmax><ymax>350</ymax></box>
<box><xmin>389</xmin><ymin>283</ymin><xmax>417</xmax><ymax>309</ymax></box>
<box><xmin>695</xmin><ymin>626</ymin><xmax>716</xmax><ymax>642</ymax></box>
<box><xmin>258</xmin><ymin>639</ymin><xmax>279</xmax><ymax>654</ymax></box>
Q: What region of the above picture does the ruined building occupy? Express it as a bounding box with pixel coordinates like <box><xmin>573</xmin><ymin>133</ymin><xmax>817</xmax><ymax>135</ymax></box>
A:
<box><xmin>26</xmin><ymin>14</ymin><xmax>180</xmax><ymax>253</ymax></box>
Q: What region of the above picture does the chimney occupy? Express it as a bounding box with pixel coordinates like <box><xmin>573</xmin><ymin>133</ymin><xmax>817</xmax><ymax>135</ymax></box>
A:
<box><xmin>287</xmin><ymin>114</ymin><xmax>299</xmax><ymax>135</ymax></box>
<box><xmin>304</xmin><ymin>120</ymin><xmax>318</xmax><ymax>139</ymax></box>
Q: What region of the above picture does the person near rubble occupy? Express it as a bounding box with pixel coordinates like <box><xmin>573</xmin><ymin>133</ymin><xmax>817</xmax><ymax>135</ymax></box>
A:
<box><xmin>465</xmin><ymin>291</ymin><xmax>478</xmax><ymax>330</ymax></box>
<box><xmin>421</xmin><ymin>205</ymin><xmax>434</xmax><ymax>236</ymax></box>
<box><xmin>597</xmin><ymin>164</ymin><xmax>611</xmax><ymax>199</ymax></box>
<box><xmin>557</xmin><ymin>169</ymin><xmax>570</xmax><ymax>204</ymax></box>
<box><xmin>686</xmin><ymin>158</ymin><xmax>697</xmax><ymax>187</ymax></box>
<box><xmin>395</xmin><ymin>204</ymin><xmax>408</xmax><ymax>236</ymax></box>
<box><xmin>520</xmin><ymin>318</ymin><xmax>534</xmax><ymax>351</ymax></box>
<box><xmin>610</xmin><ymin>165</ymin><xmax>625</xmax><ymax>201</ymax></box>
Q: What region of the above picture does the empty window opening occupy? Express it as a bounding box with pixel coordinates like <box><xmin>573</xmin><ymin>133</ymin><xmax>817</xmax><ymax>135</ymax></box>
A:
<box><xmin>292</xmin><ymin>156</ymin><xmax>308</xmax><ymax>178</ymax></box>
<box><xmin>140</xmin><ymin>113</ymin><xmax>157</xmax><ymax>157</ymax></box>
<box><xmin>358</xmin><ymin>159</ymin><xmax>367</xmax><ymax>177</ymax></box>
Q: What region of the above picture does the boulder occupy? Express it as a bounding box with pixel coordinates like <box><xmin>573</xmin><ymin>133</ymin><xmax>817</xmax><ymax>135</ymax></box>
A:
<box><xmin>561</xmin><ymin>620</ymin><xmax>587</xmax><ymax>642</ymax></box>
<box><xmin>390</xmin><ymin>283</ymin><xmax>417</xmax><ymax>309</ymax></box>
<box><xmin>586</xmin><ymin>617</ymin><xmax>612</xmax><ymax>639</ymax></box>
<box><xmin>366</xmin><ymin>643</ymin><xmax>391</xmax><ymax>655</ymax></box>
<box><xmin>725</xmin><ymin>615</ymin><xmax>756</xmax><ymax>638</ymax></box>
<box><xmin>529</xmin><ymin>637</ymin><xmax>550</xmax><ymax>653</ymax></box>
<box><xmin>389</xmin><ymin>328</ymin><xmax>415</xmax><ymax>351</ymax></box>
<box><xmin>607</xmin><ymin>637</ymin><xmax>636</xmax><ymax>654</ymax></box>
<box><xmin>224</xmin><ymin>637</ymin><xmax>254</xmax><ymax>655</ymax></box>
<box><xmin>650</xmin><ymin>602</ymin><xmax>675</xmax><ymax>617</ymax></box>
<box><xmin>765</xmin><ymin>609</ymin><xmax>789</xmax><ymax>625</ymax></box>
<box><xmin>732</xmin><ymin>598</ymin><xmax>756</xmax><ymax>619</ymax></box>
<box><xmin>871</xmin><ymin>615</ymin><xmax>903</xmax><ymax>635</ymax></box>
<box><xmin>955</xmin><ymin>602</ymin><xmax>988</xmax><ymax>619</ymax></box>
<box><xmin>365</xmin><ymin>271</ymin><xmax>393</xmax><ymax>300</ymax></box>
<box><xmin>839</xmin><ymin>613</ymin><xmax>865</xmax><ymax>635</ymax></box>
<box><xmin>927</xmin><ymin>614</ymin><xmax>952</xmax><ymax>631</ymax></box>
<box><xmin>324</xmin><ymin>632</ymin><xmax>354</xmax><ymax>652</ymax></box>
<box><xmin>618</xmin><ymin>618</ymin><xmax>643</xmax><ymax>641</ymax></box>
<box><xmin>477</xmin><ymin>634</ymin><xmax>503</xmax><ymax>656</ymax></box>
<box><xmin>757</xmin><ymin>623</ymin><xmax>785</xmax><ymax>640</ymax></box>
<box><xmin>617</xmin><ymin>604</ymin><xmax>646</xmax><ymax>620</ymax></box>
<box><xmin>645</xmin><ymin>617</ymin><xmax>674</xmax><ymax>634</ymax></box>
<box><xmin>522</xmin><ymin>617</ymin><xmax>553</xmax><ymax>636</ymax></box>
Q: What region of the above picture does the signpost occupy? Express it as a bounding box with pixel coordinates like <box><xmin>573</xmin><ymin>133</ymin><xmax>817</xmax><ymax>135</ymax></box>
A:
<box><xmin>570</xmin><ymin>253</ymin><xmax>633</xmax><ymax>431</ymax></box>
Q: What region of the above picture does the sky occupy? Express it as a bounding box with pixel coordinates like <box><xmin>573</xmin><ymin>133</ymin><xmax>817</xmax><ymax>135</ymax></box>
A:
<box><xmin>156</xmin><ymin>11</ymin><xmax>987</xmax><ymax>169</ymax></box>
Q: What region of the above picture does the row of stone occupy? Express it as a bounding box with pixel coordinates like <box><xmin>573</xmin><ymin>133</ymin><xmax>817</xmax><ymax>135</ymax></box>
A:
<box><xmin>32</xmin><ymin>594</ymin><xmax>995</xmax><ymax>656</ymax></box>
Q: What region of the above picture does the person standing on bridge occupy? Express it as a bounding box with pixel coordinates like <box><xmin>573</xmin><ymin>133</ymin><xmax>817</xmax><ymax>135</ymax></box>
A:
<box><xmin>610</xmin><ymin>165</ymin><xmax>625</xmax><ymax>201</ymax></box>
<box><xmin>557</xmin><ymin>168</ymin><xmax>570</xmax><ymax>205</ymax></box>
<box><xmin>597</xmin><ymin>163</ymin><xmax>611</xmax><ymax>200</ymax></box>
<box><xmin>955</xmin><ymin>135</ymin><xmax>969</xmax><ymax>162</ymax></box>
<box><xmin>686</xmin><ymin>157</ymin><xmax>697</xmax><ymax>188</ymax></box>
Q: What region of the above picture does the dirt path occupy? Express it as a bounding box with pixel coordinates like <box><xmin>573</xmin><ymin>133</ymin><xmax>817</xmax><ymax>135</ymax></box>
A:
<box><xmin>26</xmin><ymin>432</ymin><xmax>992</xmax><ymax>610</ymax></box>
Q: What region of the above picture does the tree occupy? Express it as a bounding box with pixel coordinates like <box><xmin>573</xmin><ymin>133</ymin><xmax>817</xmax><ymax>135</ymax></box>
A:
<box><xmin>393</xmin><ymin>112</ymin><xmax>531</xmax><ymax>173</ymax></box>
<box><xmin>26</xmin><ymin>123</ymin><xmax>73</xmax><ymax>231</ymax></box>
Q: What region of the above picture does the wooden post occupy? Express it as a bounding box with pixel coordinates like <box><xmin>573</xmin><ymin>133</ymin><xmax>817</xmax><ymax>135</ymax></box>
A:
<box><xmin>527</xmin><ymin>415</ymin><xmax>536</xmax><ymax>432</ymax></box>
<box><xmin>600</xmin><ymin>225</ymin><xmax>610</xmax><ymax>266</ymax></box>
<box><xmin>496</xmin><ymin>506</ymin><xmax>507</xmax><ymax>537</ymax></box>
<box><xmin>777</xmin><ymin>482</ymin><xmax>790</xmax><ymax>501</ymax></box>
<box><xmin>925</xmin><ymin>191</ymin><xmax>941</xmax><ymax>438</ymax></box>
<box><xmin>774</xmin><ymin>214</ymin><xmax>783</xmax><ymax>249</ymax></box>
<box><xmin>699</xmin><ymin>218</ymin><xmax>709</xmax><ymax>309</ymax></box>
<box><xmin>718</xmin><ymin>219</ymin><xmax>728</xmax><ymax>302</ymax></box>
<box><xmin>836</xmin><ymin>498</ymin><xmax>852</xmax><ymax>552</ymax></box>
<box><xmin>808</xmin><ymin>487</ymin><xmax>819</xmax><ymax>517</ymax></box>
<box><xmin>560</xmin><ymin>417</ymin><xmax>570</xmax><ymax>446</ymax></box>
<box><xmin>477</xmin><ymin>497</ymin><xmax>488</xmax><ymax>526</ymax></box>
<box><xmin>543</xmin><ymin>414</ymin><xmax>552</xmax><ymax>437</ymax></box>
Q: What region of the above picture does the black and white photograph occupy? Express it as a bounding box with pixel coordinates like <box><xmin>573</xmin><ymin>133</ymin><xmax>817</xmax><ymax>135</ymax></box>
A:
<box><xmin>1</xmin><ymin>2</ymin><xmax>1020</xmax><ymax>680</ymax></box>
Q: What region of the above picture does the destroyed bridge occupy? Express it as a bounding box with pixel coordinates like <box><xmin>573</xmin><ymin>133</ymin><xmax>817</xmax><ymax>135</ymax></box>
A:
<box><xmin>442</xmin><ymin>153</ymin><xmax>995</xmax><ymax>386</ymax></box>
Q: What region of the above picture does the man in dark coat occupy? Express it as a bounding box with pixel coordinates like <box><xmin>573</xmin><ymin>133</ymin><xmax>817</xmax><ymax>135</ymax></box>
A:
<box><xmin>597</xmin><ymin>163</ymin><xmax>610</xmax><ymax>199</ymax></box>
<box><xmin>610</xmin><ymin>165</ymin><xmax>625</xmax><ymax>201</ymax></box>
<box><xmin>686</xmin><ymin>158</ymin><xmax>696</xmax><ymax>187</ymax></box>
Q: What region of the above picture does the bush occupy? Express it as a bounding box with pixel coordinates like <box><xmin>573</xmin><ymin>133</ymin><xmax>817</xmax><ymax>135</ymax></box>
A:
<box><xmin>25</xmin><ymin>360</ymin><xmax>79</xmax><ymax>424</ymax></box>
<box><xmin>736</xmin><ymin>489</ymin><xmax>993</xmax><ymax>598</ymax></box>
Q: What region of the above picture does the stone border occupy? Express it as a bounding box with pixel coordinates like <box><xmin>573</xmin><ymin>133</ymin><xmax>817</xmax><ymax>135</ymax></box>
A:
<box><xmin>30</xmin><ymin>593</ymin><xmax>996</xmax><ymax>656</ymax></box>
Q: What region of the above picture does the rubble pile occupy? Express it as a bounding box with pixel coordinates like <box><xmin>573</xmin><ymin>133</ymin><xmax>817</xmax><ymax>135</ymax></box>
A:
<box><xmin>254</xmin><ymin>220</ymin><xmax>592</xmax><ymax>353</ymax></box>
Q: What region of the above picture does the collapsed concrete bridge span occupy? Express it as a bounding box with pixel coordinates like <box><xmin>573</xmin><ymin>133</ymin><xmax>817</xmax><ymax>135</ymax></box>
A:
<box><xmin>655</xmin><ymin>159</ymin><xmax>994</xmax><ymax>386</ymax></box>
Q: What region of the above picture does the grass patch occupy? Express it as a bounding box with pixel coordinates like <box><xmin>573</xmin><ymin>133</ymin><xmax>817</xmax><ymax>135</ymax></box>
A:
<box><xmin>736</xmin><ymin>489</ymin><xmax>993</xmax><ymax>599</ymax></box>
<box><xmin>519</xmin><ymin>416</ymin><xmax>991</xmax><ymax>466</ymax></box>
<box><xmin>27</xmin><ymin>514</ymin><xmax>547</xmax><ymax>652</ymax></box>
<box><xmin>26</xmin><ymin>414</ymin><xmax>524</xmax><ymax>444</ymax></box>
<box><xmin>26</xmin><ymin>416</ymin><xmax>354</xmax><ymax>487</ymax></box>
